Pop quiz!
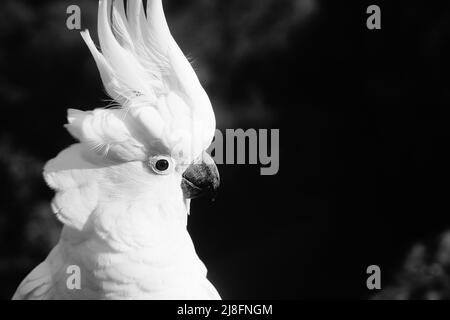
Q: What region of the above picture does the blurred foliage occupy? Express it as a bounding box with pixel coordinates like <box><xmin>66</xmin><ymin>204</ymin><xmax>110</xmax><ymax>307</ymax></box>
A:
<box><xmin>374</xmin><ymin>231</ymin><xmax>450</xmax><ymax>300</ymax></box>
<box><xmin>0</xmin><ymin>140</ymin><xmax>61</xmax><ymax>298</ymax></box>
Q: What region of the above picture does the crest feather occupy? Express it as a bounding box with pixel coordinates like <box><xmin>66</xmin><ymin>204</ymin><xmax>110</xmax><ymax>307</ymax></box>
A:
<box><xmin>72</xmin><ymin>0</ymin><xmax>215</xmax><ymax>164</ymax></box>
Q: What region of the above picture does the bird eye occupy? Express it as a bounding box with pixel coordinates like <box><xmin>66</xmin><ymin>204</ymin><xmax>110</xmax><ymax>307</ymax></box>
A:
<box><xmin>148</xmin><ymin>156</ymin><xmax>175</xmax><ymax>175</ymax></box>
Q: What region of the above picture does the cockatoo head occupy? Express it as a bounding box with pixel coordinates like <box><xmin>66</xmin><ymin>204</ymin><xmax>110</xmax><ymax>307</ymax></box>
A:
<box><xmin>43</xmin><ymin>0</ymin><xmax>218</xmax><ymax>235</ymax></box>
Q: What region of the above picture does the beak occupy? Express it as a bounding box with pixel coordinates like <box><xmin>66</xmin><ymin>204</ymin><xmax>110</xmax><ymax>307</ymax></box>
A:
<box><xmin>181</xmin><ymin>151</ymin><xmax>220</xmax><ymax>200</ymax></box>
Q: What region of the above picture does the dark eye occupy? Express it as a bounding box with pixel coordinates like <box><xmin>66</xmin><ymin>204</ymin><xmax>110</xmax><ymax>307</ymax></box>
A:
<box><xmin>155</xmin><ymin>159</ymin><xmax>169</xmax><ymax>171</ymax></box>
<box><xmin>148</xmin><ymin>156</ymin><xmax>175</xmax><ymax>175</ymax></box>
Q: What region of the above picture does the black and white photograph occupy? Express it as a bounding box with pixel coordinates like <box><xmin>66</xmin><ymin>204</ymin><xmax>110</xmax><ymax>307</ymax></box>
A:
<box><xmin>1</xmin><ymin>0</ymin><xmax>450</xmax><ymax>307</ymax></box>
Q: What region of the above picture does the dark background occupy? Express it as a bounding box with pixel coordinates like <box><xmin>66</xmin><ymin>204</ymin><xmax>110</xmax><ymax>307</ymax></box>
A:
<box><xmin>1</xmin><ymin>0</ymin><xmax>450</xmax><ymax>299</ymax></box>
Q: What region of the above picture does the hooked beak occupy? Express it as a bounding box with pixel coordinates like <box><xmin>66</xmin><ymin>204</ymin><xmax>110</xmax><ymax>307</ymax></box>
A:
<box><xmin>181</xmin><ymin>151</ymin><xmax>220</xmax><ymax>200</ymax></box>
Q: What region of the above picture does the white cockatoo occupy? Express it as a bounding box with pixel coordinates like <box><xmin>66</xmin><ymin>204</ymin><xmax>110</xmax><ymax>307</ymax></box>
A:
<box><xmin>13</xmin><ymin>0</ymin><xmax>220</xmax><ymax>300</ymax></box>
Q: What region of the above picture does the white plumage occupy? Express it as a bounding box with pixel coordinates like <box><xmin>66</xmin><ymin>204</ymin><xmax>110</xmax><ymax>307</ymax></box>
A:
<box><xmin>13</xmin><ymin>0</ymin><xmax>220</xmax><ymax>300</ymax></box>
